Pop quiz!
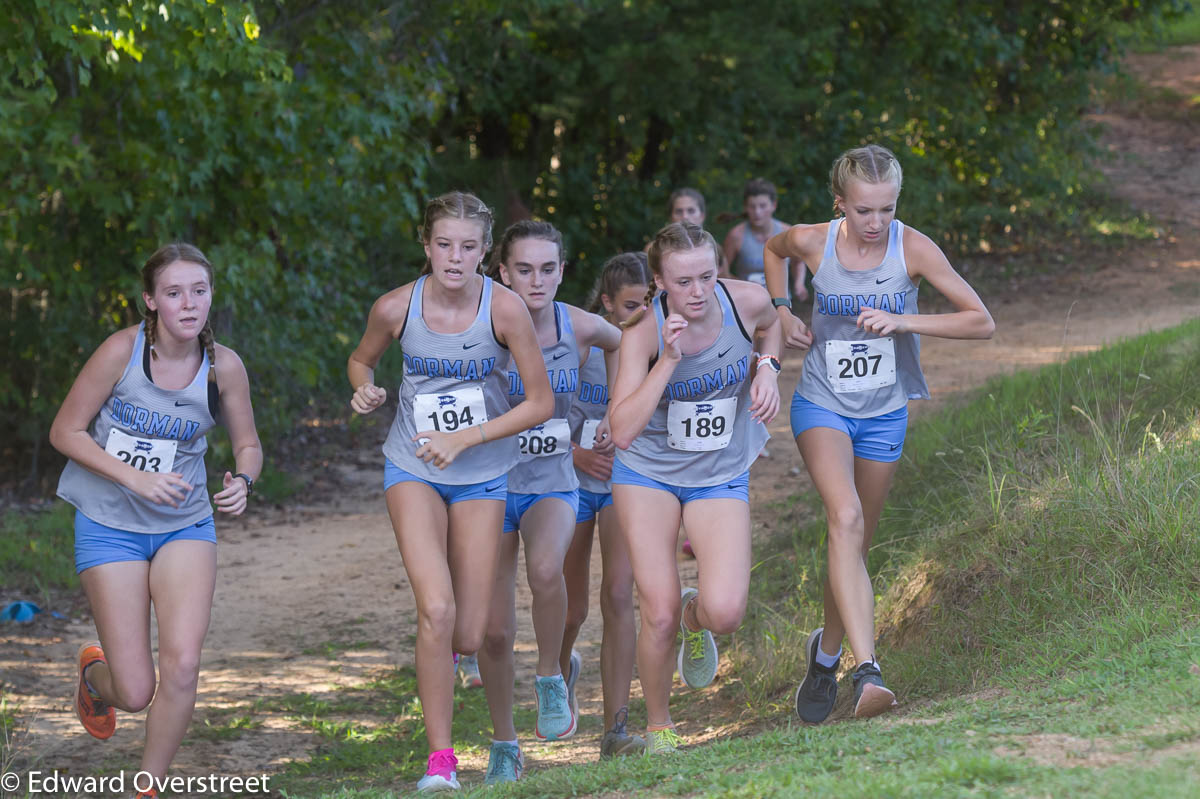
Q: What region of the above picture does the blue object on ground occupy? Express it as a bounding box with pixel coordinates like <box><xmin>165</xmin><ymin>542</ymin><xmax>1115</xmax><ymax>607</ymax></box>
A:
<box><xmin>1</xmin><ymin>600</ymin><xmax>42</xmax><ymax>622</ymax></box>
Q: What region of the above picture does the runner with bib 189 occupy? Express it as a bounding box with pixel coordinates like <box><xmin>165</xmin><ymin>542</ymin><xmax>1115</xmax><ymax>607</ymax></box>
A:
<box><xmin>610</xmin><ymin>220</ymin><xmax>782</xmax><ymax>755</ymax></box>
<box><xmin>763</xmin><ymin>145</ymin><xmax>994</xmax><ymax>722</ymax></box>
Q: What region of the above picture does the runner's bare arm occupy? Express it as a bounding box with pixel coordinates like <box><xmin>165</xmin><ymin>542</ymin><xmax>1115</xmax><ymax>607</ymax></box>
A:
<box><xmin>720</xmin><ymin>223</ymin><xmax>743</xmax><ymax>278</ymax></box>
<box><xmin>857</xmin><ymin>229</ymin><xmax>994</xmax><ymax>340</ymax></box>
<box><xmin>729</xmin><ymin>281</ymin><xmax>782</xmax><ymax>423</ymax></box>
<box><xmin>347</xmin><ymin>284</ymin><xmax>413</xmax><ymax>414</ymax></box>
<box><xmin>610</xmin><ymin>308</ymin><xmax>682</xmax><ymax>450</ymax></box>
<box><xmin>764</xmin><ymin>225</ymin><xmax>822</xmax><ymax>350</ymax></box>
<box><xmin>213</xmin><ymin>345</ymin><xmax>263</xmax><ymax>514</ymax></box>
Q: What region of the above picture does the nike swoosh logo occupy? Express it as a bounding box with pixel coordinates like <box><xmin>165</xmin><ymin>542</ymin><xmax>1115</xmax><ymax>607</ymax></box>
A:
<box><xmin>875</xmin><ymin>278</ymin><xmax>890</xmax><ymax>285</ymax></box>
<box><xmin>552</xmin><ymin>352</ymin><xmax>567</xmax><ymax>361</ymax></box>
<box><xmin>463</xmin><ymin>342</ymin><xmax>481</xmax><ymax>350</ymax></box>
<box><xmin>718</xmin><ymin>347</ymin><xmax>733</xmax><ymax>358</ymax></box>
<box><xmin>889</xmin><ymin>443</ymin><xmax>901</xmax><ymax>451</ymax></box>
<box><xmin>485</xmin><ymin>484</ymin><xmax>501</xmax><ymax>492</ymax></box>
<box><xmin>174</xmin><ymin>401</ymin><xmax>187</xmax><ymax>407</ymax></box>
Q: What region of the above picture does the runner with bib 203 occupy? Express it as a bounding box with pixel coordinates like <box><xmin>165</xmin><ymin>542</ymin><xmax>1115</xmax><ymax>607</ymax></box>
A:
<box><xmin>763</xmin><ymin>145</ymin><xmax>994</xmax><ymax>722</ymax></box>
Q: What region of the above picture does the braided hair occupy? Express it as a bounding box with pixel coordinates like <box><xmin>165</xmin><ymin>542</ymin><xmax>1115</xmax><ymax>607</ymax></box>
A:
<box><xmin>622</xmin><ymin>221</ymin><xmax>719</xmax><ymax>329</ymax></box>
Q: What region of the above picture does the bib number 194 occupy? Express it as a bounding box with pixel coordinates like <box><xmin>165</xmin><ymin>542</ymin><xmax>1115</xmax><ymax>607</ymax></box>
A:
<box><xmin>413</xmin><ymin>386</ymin><xmax>488</xmax><ymax>434</ymax></box>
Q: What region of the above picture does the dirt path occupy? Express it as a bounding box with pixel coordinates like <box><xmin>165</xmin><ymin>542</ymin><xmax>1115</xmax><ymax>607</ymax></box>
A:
<box><xmin>3</xmin><ymin>47</ymin><xmax>1198</xmax><ymax>792</ymax></box>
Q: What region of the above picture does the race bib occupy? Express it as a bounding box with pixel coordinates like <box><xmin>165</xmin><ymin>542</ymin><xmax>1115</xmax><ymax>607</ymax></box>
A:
<box><xmin>413</xmin><ymin>386</ymin><xmax>488</xmax><ymax>434</ymax></box>
<box><xmin>825</xmin><ymin>338</ymin><xmax>897</xmax><ymax>393</ymax></box>
<box><xmin>519</xmin><ymin>418</ymin><xmax>571</xmax><ymax>457</ymax></box>
<box><xmin>667</xmin><ymin>397</ymin><xmax>736</xmax><ymax>451</ymax></box>
<box><xmin>105</xmin><ymin>428</ymin><xmax>177</xmax><ymax>473</ymax></box>
<box><xmin>579</xmin><ymin>418</ymin><xmax>601</xmax><ymax>450</ymax></box>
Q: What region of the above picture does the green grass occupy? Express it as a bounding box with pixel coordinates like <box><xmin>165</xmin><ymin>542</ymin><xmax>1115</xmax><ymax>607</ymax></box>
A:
<box><xmin>1125</xmin><ymin>5</ymin><xmax>1200</xmax><ymax>52</ymax></box>
<box><xmin>268</xmin><ymin>322</ymin><xmax>1200</xmax><ymax>797</ymax></box>
<box><xmin>270</xmin><ymin>629</ymin><xmax>1200</xmax><ymax>798</ymax></box>
<box><xmin>191</xmin><ymin>711</ymin><xmax>263</xmax><ymax>742</ymax></box>
<box><xmin>733</xmin><ymin>318</ymin><xmax>1200</xmax><ymax>708</ymax></box>
<box><xmin>267</xmin><ymin>666</ymin><xmax>537</xmax><ymax>794</ymax></box>
<box><xmin>0</xmin><ymin>503</ymin><xmax>76</xmax><ymax>595</ymax></box>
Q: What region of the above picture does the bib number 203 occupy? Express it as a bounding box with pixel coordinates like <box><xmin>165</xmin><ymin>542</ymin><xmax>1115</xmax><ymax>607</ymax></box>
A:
<box><xmin>104</xmin><ymin>428</ymin><xmax>178</xmax><ymax>473</ymax></box>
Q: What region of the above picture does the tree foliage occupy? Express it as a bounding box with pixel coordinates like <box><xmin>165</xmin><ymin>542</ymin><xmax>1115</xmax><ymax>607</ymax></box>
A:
<box><xmin>1</xmin><ymin>0</ymin><xmax>1188</xmax><ymax>488</ymax></box>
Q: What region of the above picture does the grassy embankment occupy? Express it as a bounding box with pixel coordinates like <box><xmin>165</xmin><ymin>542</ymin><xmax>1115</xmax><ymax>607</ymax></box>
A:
<box><xmin>264</xmin><ymin>317</ymin><xmax>1199</xmax><ymax>798</ymax></box>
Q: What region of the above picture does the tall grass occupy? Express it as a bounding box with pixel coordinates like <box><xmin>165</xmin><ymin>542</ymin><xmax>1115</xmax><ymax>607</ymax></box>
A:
<box><xmin>732</xmin><ymin>319</ymin><xmax>1200</xmax><ymax>704</ymax></box>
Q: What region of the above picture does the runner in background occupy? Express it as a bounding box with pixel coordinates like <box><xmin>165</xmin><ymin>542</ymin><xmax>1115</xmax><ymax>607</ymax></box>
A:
<box><xmin>560</xmin><ymin>252</ymin><xmax>653</xmax><ymax>759</ymax></box>
<box><xmin>763</xmin><ymin>145</ymin><xmax>994</xmax><ymax>722</ymax></box>
<box><xmin>722</xmin><ymin>177</ymin><xmax>808</xmax><ymax>302</ymax></box>
<box><xmin>477</xmin><ymin>220</ymin><xmax>622</xmax><ymax>783</ymax></box>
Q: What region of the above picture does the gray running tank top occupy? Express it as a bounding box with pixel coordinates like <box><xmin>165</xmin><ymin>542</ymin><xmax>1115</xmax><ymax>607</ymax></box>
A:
<box><xmin>798</xmin><ymin>218</ymin><xmax>930</xmax><ymax>418</ymax></box>
<box><xmin>57</xmin><ymin>323</ymin><xmax>217</xmax><ymax>533</ymax></box>
<box><xmin>569</xmin><ymin>346</ymin><xmax>611</xmax><ymax>494</ymax></box>
<box><xmin>733</xmin><ymin>219</ymin><xmax>788</xmax><ymax>281</ymax></box>
<box><xmin>505</xmin><ymin>302</ymin><xmax>581</xmax><ymax>494</ymax></box>
<box><xmin>615</xmin><ymin>282</ymin><xmax>768</xmax><ymax>487</ymax></box>
<box><xmin>383</xmin><ymin>275</ymin><xmax>518</xmax><ymax>484</ymax></box>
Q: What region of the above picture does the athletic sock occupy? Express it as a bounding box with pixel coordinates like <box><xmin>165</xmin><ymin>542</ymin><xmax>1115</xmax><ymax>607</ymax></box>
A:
<box><xmin>492</xmin><ymin>738</ymin><xmax>518</xmax><ymax>747</ymax></box>
<box><xmin>814</xmin><ymin>631</ymin><xmax>841</xmax><ymax>669</ymax></box>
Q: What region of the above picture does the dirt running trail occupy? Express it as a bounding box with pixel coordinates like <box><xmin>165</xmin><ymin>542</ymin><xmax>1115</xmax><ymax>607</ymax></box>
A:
<box><xmin>2</xmin><ymin>49</ymin><xmax>1198</xmax><ymax>790</ymax></box>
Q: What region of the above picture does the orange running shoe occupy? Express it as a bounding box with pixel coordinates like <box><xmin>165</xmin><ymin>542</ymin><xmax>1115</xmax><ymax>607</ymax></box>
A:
<box><xmin>135</xmin><ymin>790</ymin><xmax>158</xmax><ymax>799</ymax></box>
<box><xmin>74</xmin><ymin>642</ymin><xmax>116</xmax><ymax>739</ymax></box>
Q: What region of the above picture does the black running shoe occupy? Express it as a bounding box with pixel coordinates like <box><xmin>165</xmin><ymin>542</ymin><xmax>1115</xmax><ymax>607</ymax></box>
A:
<box><xmin>851</xmin><ymin>660</ymin><xmax>898</xmax><ymax>719</ymax></box>
<box><xmin>794</xmin><ymin>628</ymin><xmax>839</xmax><ymax>723</ymax></box>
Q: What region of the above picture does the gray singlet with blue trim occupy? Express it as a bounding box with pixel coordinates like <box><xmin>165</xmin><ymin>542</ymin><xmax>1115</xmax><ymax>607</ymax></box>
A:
<box><xmin>798</xmin><ymin>218</ymin><xmax>929</xmax><ymax>418</ymax></box>
<box><xmin>506</xmin><ymin>302</ymin><xmax>581</xmax><ymax>494</ymax></box>
<box><xmin>569</xmin><ymin>345</ymin><xmax>611</xmax><ymax>494</ymax></box>
<box><xmin>57</xmin><ymin>322</ymin><xmax>217</xmax><ymax>533</ymax></box>
<box><xmin>615</xmin><ymin>282</ymin><xmax>768</xmax><ymax>487</ymax></box>
<box><xmin>383</xmin><ymin>275</ymin><xmax>518</xmax><ymax>484</ymax></box>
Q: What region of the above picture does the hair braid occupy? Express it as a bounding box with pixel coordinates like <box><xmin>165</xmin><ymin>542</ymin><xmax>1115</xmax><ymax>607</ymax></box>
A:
<box><xmin>620</xmin><ymin>282</ymin><xmax>658</xmax><ymax>330</ymax></box>
<box><xmin>199</xmin><ymin>319</ymin><xmax>217</xmax><ymax>381</ymax></box>
<box><xmin>143</xmin><ymin>308</ymin><xmax>159</xmax><ymax>360</ymax></box>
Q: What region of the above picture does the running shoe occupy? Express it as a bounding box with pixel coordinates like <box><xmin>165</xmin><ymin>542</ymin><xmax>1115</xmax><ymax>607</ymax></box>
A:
<box><xmin>416</xmin><ymin>749</ymin><xmax>460</xmax><ymax>793</ymax></box>
<box><xmin>135</xmin><ymin>791</ymin><xmax>158</xmax><ymax>799</ymax></box>
<box><xmin>644</xmin><ymin>726</ymin><xmax>684</xmax><ymax>756</ymax></box>
<box><xmin>681</xmin><ymin>538</ymin><xmax>694</xmax><ymax>557</ymax></box>
<box><xmin>533</xmin><ymin>674</ymin><xmax>577</xmax><ymax>740</ymax></box>
<box><xmin>484</xmin><ymin>740</ymin><xmax>524</xmax><ymax>784</ymax></box>
<box><xmin>794</xmin><ymin>627</ymin><xmax>839</xmax><ymax>724</ymax></box>
<box><xmin>676</xmin><ymin>587</ymin><xmax>718</xmax><ymax>689</ymax></box>
<box><xmin>457</xmin><ymin>653</ymin><xmax>483</xmax><ymax>689</ymax></box>
<box><xmin>564</xmin><ymin>649</ymin><xmax>581</xmax><ymax>726</ymax></box>
<box><xmin>852</xmin><ymin>660</ymin><xmax>898</xmax><ymax>719</ymax></box>
<box><xmin>600</xmin><ymin>706</ymin><xmax>646</xmax><ymax>759</ymax></box>
<box><xmin>74</xmin><ymin>642</ymin><xmax>115</xmax><ymax>739</ymax></box>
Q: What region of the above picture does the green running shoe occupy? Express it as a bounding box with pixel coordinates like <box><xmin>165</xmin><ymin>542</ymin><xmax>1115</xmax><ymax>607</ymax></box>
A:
<box><xmin>677</xmin><ymin>587</ymin><xmax>718</xmax><ymax>688</ymax></box>
<box><xmin>645</xmin><ymin>726</ymin><xmax>684</xmax><ymax>756</ymax></box>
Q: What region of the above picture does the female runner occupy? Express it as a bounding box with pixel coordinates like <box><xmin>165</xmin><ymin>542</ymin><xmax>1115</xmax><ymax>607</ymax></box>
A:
<box><xmin>763</xmin><ymin>145</ymin><xmax>994</xmax><ymax>722</ymax></box>
<box><xmin>347</xmin><ymin>192</ymin><xmax>553</xmax><ymax>793</ymax></box>
<box><xmin>610</xmin><ymin>221</ymin><xmax>782</xmax><ymax>754</ymax></box>
<box><xmin>52</xmin><ymin>243</ymin><xmax>262</xmax><ymax>799</ymax></box>
<box><xmin>560</xmin><ymin>252</ymin><xmax>654</xmax><ymax>760</ymax></box>
<box><xmin>476</xmin><ymin>220</ymin><xmax>622</xmax><ymax>783</ymax></box>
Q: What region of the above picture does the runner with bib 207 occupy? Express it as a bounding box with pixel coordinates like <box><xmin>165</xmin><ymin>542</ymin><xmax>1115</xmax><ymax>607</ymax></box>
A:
<box><xmin>763</xmin><ymin>145</ymin><xmax>994</xmax><ymax>722</ymax></box>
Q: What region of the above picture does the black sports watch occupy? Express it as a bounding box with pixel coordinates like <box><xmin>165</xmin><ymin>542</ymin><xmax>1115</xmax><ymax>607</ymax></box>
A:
<box><xmin>771</xmin><ymin>297</ymin><xmax>791</xmax><ymax>308</ymax></box>
<box><xmin>235</xmin><ymin>473</ymin><xmax>255</xmax><ymax>495</ymax></box>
